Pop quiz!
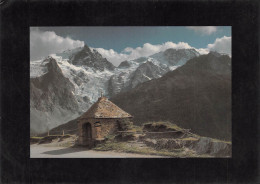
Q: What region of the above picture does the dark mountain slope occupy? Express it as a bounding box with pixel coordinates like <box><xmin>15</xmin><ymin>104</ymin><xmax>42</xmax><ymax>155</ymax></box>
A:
<box><xmin>30</xmin><ymin>57</ymin><xmax>78</xmax><ymax>112</ymax></box>
<box><xmin>30</xmin><ymin>57</ymin><xmax>79</xmax><ymax>134</ymax></box>
<box><xmin>111</xmin><ymin>53</ymin><xmax>231</xmax><ymax>140</ymax></box>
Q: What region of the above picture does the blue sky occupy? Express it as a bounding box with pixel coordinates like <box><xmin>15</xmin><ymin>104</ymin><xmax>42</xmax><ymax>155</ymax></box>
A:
<box><xmin>30</xmin><ymin>26</ymin><xmax>231</xmax><ymax>66</ymax></box>
<box><xmin>36</xmin><ymin>26</ymin><xmax>231</xmax><ymax>52</ymax></box>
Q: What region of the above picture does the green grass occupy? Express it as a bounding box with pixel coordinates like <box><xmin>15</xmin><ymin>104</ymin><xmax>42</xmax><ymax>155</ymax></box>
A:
<box><xmin>31</xmin><ymin>137</ymin><xmax>44</xmax><ymax>139</ymax></box>
<box><xmin>92</xmin><ymin>121</ymin><xmax>224</xmax><ymax>157</ymax></box>
<box><xmin>45</xmin><ymin>134</ymin><xmax>73</xmax><ymax>137</ymax></box>
<box><xmin>31</xmin><ymin>134</ymin><xmax>73</xmax><ymax>140</ymax></box>
<box><xmin>211</xmin><ymin>138</ymin><xmax>232</xmax><ymax>144</ymax></box>
<box><xmin>143</xmin><ymin>121</ymin><xmax>185</xmax><ymax>132</ymax></box>
<box><xmin>131</xmin><ymin>125</ymin><xmax>143</xmax><ymax>133</ymax></box>
<box><xmin>92</xmin><ymin>121</ymin><xmax>203</xmax><ymax>157</ymax></box>
<box><xmin>93</xmin><ymin>140</ymin><xmax>206</xmax><ymax>158</ymax></box>
<box><xmin>178</xmin><ymin>137</ymin><xmax>199</xmax><ymax>141</ymax></box>
<box><xmin>104</xmin><ymin>134</ymin><xmax>116</xmax><ymax>140</ymax></box>
<box><xmin>142</xmin><ymin>121</ymin><xmax>232</xmax><ymax>144</ymax></box>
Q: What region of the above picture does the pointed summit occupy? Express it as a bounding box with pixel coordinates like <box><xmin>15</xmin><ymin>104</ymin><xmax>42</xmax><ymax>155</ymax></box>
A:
<box><xmin>82</xmin><ymin>44</ymin><xmax>92</xmax><ymax>52</ymax></box>
<box><xmin>69</xmin><ymin>44</ymin><xmax>115</xmax><ymax>71</ymax></box>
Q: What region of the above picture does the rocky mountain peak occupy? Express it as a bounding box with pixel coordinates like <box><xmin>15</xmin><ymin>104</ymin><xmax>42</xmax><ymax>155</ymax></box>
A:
<box><xmin>92</xmin><ymin>49</ymin><xmax>103</xmax><ymax>58</ymax></box>
<box><xmin>45</xmin><ymin>57</ymin><xmax>63</xmax><ymax>74</ymax></box>
<box><xmin>208</xmin><ymin>51</ymin><xmax>222</xmax><ymax>57</ymax></box>
<box><xmin>149</xmin><ymin>48</ymin><xmax>200</xmax><ymax>67</ymax></box>
<box><xmin>69</xmin><ymin>44</ymin><xmax>115</xmax><ymax>71</ymax></box>
<box><xmin>133</xmin><ymin>57</ymin><xmax>148</xmax><ymax>63</ymax></box>
<box><xmin>82</xmin><ymin>44</ymin><xmax>92</xmax><ymax>51</ymax></box>
<box><xmin>163</xmin><ymin>48</ymin><xmax>200</xmax><ymax>65</ymax></box>
<box><xmin>118</xmin><ymin>60</ymin><xmax>131</xmax><ymax>68</ymax></box>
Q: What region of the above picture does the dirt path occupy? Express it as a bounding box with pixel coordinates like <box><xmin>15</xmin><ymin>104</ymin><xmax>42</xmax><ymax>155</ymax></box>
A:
<box><xmin>30</xmin><ymin>144</ymin><xmax>163</xmax><ymax>158</ymax></box>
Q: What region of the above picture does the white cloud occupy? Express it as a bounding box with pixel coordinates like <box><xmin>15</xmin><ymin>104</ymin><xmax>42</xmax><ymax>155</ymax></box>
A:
<box><xmin>124</xmin><ymin>42</ymin><xmax>193</xmax><ymax>59</ymax></box>
<box><xmin>30</xmin><ymin>28</ymin><xmax>231</xmax><ymax>65</ymax></box>
<box><xmin>186</xmin><ymin>26</ymin><xmax>218</xmax><ymax>35</ymax></box>
<box><xmin>195</xmin><ymin>36</ymin><xmax>231</xmax><ymax>56</ymax></box>
<box><xmin>207</xmin><ymin>36</ymin><xmax>231</xmax><ymax>56</ymax></box>
<box><xmin>196</xmin><ymin>48</ymin><xmax>210</xmax><ymax>55</ymax></box>
<box><xmin>94</xmin><ymin>48</ymin><xmax>129</xmax><ymax>66</ymax></box>
<box><xmin>96</xmin><ymin>37</ymin><xmax>231</xmax><ymax>66</ymax></box>
<box><xmin>30</xmin><ymin>28</ymin><xmax>84</xmax><ymax>61</ymax></box>
<box><xmin>96</xmin><ymin>42</ymin><xmax>193</xmax><ymax>66</ymax></box>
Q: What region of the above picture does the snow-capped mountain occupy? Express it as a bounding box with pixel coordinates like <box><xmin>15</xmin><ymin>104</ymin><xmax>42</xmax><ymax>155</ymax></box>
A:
<box><xmin>150</xmin><ymin>48</ymin><xmax>200</xmax><ymax>67</ymax></box>
<box><xmin>107</xmin><ymin>49</ymin><xmax>200</xmax><ymax>96</ymax></box>
<box><xmin>30</xmin><ymin>45</ymin><xmax>200</xmax><ymax>134</ymax></box>
<box><xmin>55</xmin><ymin>46</ymin><xmax>83</xmax><ymax>60</ymax></box>
<box><xmin>108</xmin><ymin>59</ymin><xmax>170</xmax><ymax>96</ymax></box>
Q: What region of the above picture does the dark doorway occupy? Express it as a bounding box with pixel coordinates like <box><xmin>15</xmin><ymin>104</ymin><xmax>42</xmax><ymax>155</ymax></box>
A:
<box><xmin>83</xmin><ymin>123</ymin><xmax>92</xmax><ymax>141</ymax></box>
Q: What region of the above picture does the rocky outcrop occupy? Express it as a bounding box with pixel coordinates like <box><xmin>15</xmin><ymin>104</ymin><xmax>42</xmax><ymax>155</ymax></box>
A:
<box><xmin>191</xmin><ymin>137</ymin><xmax>232</xmax><ymax>157</ymax></box>
<box><xmin>143</xmin><ymin>137</ymin><xmax>231</xmax><ymax>157</ymax></box>
<box><xmin>118</xmin><ymin>60</ymin><xmax>131</xmax><ymax>68</ymax></box>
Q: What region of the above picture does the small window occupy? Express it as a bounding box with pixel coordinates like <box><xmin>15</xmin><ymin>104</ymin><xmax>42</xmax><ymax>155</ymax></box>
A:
<box><xmin>94</xmin><ymin>121</ymin><xmax>101</xmax><ymax>127</ymax></box>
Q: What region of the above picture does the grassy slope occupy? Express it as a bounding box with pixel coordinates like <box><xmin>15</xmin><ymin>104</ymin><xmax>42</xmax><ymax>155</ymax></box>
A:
<box><xmin>93</xmin><ymin>121</ymin><xmax>218</xmax><ymax>158</ymax></box>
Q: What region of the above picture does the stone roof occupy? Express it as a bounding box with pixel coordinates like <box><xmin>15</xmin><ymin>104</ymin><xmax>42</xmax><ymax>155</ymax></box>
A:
<box><xmin>80</xmin><ymin>97</ymin><xmax>132</xmax><ymax>119</ymax></box>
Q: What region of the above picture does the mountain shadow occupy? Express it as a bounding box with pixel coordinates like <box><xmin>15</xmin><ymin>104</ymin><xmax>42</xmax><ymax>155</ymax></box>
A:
<box><xmin>110</xmin><ymin>53</ymin><xmax>231</xmax><ymax>140</ymax></box>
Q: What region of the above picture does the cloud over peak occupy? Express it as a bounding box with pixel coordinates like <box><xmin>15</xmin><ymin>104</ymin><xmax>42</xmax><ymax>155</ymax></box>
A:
<box><xmin>207</xmin><ymin>36</ymin><xmax>231</xmax><ymax>56</ymax></box>
<box><xmin>96</xmin><ymin>42</ymin><xmax>194</xmax><ymax>66</ymax></box>
<box><xmin>96</xmin><ymin>36</ymin><xmax>231</xmax><ymax>66</ymax></box>
<box><xmin>30</xmin><ymin>28</ymin><xmax>231</xmax><ymax>66</ymax></box>
<box><xmin>30</xmin><ymin>28</ymin><xmax>84</xmax><ymax>60</ymax></box>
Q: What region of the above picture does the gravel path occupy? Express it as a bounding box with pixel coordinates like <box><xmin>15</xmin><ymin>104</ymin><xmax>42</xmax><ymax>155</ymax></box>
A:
<box><xmin>30</xmin><ymin>144</ymin><xmax>163</xmax><ymax>158</ymax></box>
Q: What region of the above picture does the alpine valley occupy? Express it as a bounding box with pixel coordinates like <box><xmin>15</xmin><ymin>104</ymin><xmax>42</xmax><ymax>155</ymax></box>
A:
<box><xmin>30</xmin><ymin>44</ymin><xmax>231</xmax><ymax>140</ymax></box>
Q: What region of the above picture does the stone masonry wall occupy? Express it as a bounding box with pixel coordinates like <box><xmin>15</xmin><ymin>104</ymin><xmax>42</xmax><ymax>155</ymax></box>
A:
<box><xmin>78</xmin><ymin>118</ymin><xmax>132</xmax><ymax>145</ymax></box>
